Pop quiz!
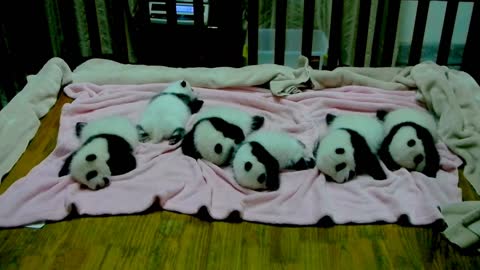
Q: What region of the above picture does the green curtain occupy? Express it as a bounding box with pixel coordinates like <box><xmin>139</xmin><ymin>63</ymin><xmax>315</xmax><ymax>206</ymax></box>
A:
<box><xmin>0</xmin><ymin>0</ymin><xmax>139</xmax><ymax>106</ymax></box>
<box><xmin>44</xmin><ymin>0</ymin><xmax>139</xmax><ymax>65</ymax></box>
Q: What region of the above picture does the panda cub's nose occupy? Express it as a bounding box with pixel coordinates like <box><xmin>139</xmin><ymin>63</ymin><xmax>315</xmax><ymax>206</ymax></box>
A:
<box><xmin>414</xmin><ymin>154</ymin><xmax>424</xmax><ymax>165</ymax></box>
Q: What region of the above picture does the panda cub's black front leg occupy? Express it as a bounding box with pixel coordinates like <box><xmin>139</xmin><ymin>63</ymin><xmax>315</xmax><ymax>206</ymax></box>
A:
<box><xmin>287</xmin><ymin>157</ymin><xmax>316</xmax><ymax>170</ymax></box>
<box><xmin>169</xmin><ymin>128</ymin><xmax>186</xmax><ymax>145</ymax></box>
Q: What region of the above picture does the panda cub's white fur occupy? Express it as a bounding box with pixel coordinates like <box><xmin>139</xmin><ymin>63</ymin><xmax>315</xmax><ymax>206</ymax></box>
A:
<box><xmin>195</xmin><ymin>106</ymin><xmax>258</xmax><ymax>135</ymax></box>
<box><xmin>181</xmin><ymin>106</ymin><xmax>264</xmax><ymax>166</ymax></box>
<box><xmin>78</xmin><ymin>117</ymin><xmax>139</xmax><ymax>147</ymax></box>
<box><xmin>377</xmin><ymin>108</ymin><xmax>440</xmax><ymax>177</ymax></box>
<box><xmin>232</xmin><ymin>131</ymin><xmax>315</xmax><ymax>191</ymax></box>
<box><xmin>59</xmin><ymin>116</ymin><xmax>139</xmax><ymax>190</ymax></box>
<box><xmin>328</xmin><ymin>114</ymin><xmax>385</xmax><ymax>153</ymax></box>
<box><xmin>315</xmin><ymin>114</ymin><xmax>386</xmax><ymax>183</ymax></box>
<box><xmin>137</xmin><ymin>80</ymin><xmax>203</xmax><ymax>144</ymax></box>
<box><xmin>382</xmin><ymin>108</ymin><xmax>437</xmax><ymax>140</ymax></box>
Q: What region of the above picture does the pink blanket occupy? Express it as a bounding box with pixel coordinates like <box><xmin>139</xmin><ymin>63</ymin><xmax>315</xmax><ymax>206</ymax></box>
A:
<box><xmin>0</xmin><ymin>83</ymin><xmax>462</xmax><ymax>227</ymax></box>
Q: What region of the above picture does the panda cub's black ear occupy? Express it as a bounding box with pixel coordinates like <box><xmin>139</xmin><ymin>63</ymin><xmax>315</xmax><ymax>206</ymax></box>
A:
<box><xmin>75</xmin><ymin>122</ymin><xmax>87</xmax><ymax>138</ymax></box>
<box><xmin>376</xmin><ymin>110</ymin><xmax>388</xmax><ymax>121</ymax></box>
<box><xmin>180</xmin><ymin>80</ymin><xmax>187</xmax><ymax>87</ymax></box>
<box><xmin>326</xmin><ymin>114</ymin><xmax>336</xmax><ymax>125</ymax></box>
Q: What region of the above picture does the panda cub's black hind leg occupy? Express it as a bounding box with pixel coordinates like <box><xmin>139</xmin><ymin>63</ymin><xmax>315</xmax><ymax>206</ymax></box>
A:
<box><xmin>169</xmin><ymin>128</ymin><xmax>186</xmax><ymax>145</ymax></box>
<box><xmin>251</xmin><ymin>116</ymin><xmax>265</xmax><ymax>131</ymax></box>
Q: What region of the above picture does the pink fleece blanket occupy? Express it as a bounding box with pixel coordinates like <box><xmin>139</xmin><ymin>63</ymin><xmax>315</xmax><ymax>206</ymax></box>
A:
<box><xmin>0</xmin><ymin>83</ymin><xmax>462</xmax><ymax>227</ymax></box>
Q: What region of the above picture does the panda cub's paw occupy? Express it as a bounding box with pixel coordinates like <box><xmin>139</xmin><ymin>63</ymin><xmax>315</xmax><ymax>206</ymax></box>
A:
<box><xmin>288</xmin><ymin>157</ymin><xmax>316</xmax><ymax>170</ymax></box>
<box><xmin>75</xmin><ymin>122</ymin><xmax>87</xmax><ymax>138</ymax></box>
<box><xmin>169</xmin><ymin>128</ymin><xmax>186</xmax><ymax>145</ymax></box>
<box><xmin>251</xmin><ymin>116</ymin><xmax>265</xmax><ymax>131</ymax></box>
<box><xmin>376</xmin><ymin>110</ymin><xmax>388</xmax><ymax>121</ymax></box>
<box><xmin>136</xmin><ymin>125</ymin><xmax>150</xmax><ymax>143</ymax></box>
<box><xmin>305</xmin><ymin>157</ymin><xmax>316</xmax><ymax>169</ymax></box>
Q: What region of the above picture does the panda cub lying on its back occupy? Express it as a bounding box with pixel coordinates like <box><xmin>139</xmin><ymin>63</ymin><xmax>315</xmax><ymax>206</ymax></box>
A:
<box><xmin>314</xmin><ymin>113</ymin><xmax>387</xmax><ymax>183</ymax></box>
<box><xmin>182</xmin><ymin>106</ymin><xmax>264</xmax><ymax>166</ymax></box>
<box><xmin>59</xmin><ymin>116</ymin><xmax>139</xmax><ymax>190</ymax></box>
<box><xmin>377</xmin><ymin>108</ymin><xmax>440</xmax><ymax>177</ymax></box>
<box><xmin>232</xmin><ymin>131</ymin><xmax>315</xmax><ymax>191</ymax></box>
<box><xmin>137</xmin><ymin>80</ymin><xmax>204</xmax><ymax>144</ymax></box>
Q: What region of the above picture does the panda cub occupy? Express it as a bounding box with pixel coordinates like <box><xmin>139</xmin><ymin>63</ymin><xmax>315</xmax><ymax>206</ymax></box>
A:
<box><xmin>137</xmin><ymin>80</ymin><xmax>204</xmax><ymax>144</ymax></box>
<box><xmin>377</xmin><ymin>108</ymin><xmax>440</xmax><ymax>177</ymax></box>
<box><xmin>181</xmin><ymin>106</ymin><xmax>264</xmax><ymax>166</ymax></box>
<box><xmin>59</xmin><ymin>116</ymin><xmax>139</xmax><ymax>190</ymax></box>
<box><xmin>232</xmin><ymin>131</ymin><xmax>315</xmax><ymax>191</ymax></box>
<box><xmin>314</xmin><ymin>114</ymin><xmax>387</xmax><ymax>183</ymax></box>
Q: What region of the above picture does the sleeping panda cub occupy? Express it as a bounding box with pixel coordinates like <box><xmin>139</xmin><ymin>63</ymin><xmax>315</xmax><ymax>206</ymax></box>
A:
<box><xmin>377</xmin><ymin>108</ymin><xmax>440</xmax><ymax>177</ymax></box>
<box><xmin>232</xmin><ymin>131</ymin><xmax>315</xmax><ymax>191</ymax></box>
<box><xmin>137</xmin><ymin>80</ymin><xmax>204</xmax><ymax>144</ymax></box>
<box><xmin>182</xmin><ymin>106</ymin><xmax>265</xmax><ymax>166</ymax></box>
<box><xmin>58</xmin><ymin>116</ymin><xmax>139</xmax><ymax>190</ymax></box>
<box><xmin>314</xmin><ymin>114</ymin><xmax>387</xmax><ymax>183</ymax></box>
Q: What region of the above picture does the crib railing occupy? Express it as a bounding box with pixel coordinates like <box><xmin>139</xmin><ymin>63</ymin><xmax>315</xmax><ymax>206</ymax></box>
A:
<box><xmin>247</xmin><ymin>0</ymin><xmax>479</xmax><ymax>78</ymax></box>
<box><xmin>1</xmin><ymin>0</ymin><xmax>479</xmax><ymax>108</ymax></box>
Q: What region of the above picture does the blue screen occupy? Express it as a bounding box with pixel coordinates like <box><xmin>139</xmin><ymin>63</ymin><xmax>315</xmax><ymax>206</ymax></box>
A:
<box><xmin>176</xmin><ymin>5</ymin><xmax>194</xmax><ymax>14</ymax></box>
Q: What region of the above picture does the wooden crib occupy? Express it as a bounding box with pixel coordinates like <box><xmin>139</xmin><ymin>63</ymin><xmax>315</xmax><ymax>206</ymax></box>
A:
<box><xmin>247</xmin><ymin>0</ymin><xmax>479</xmax><ymax>77</ymax></box>
<box><xmin>1</xmin><ymin>0</ymin><xmax>479</xmax><ymax>109</ymax></box>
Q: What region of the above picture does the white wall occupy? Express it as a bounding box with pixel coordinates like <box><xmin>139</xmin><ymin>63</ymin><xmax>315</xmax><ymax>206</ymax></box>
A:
<box><xmin>397</xmin><ymin>1</ymin><xmax>473</xmax><ymax>45</ymax></box>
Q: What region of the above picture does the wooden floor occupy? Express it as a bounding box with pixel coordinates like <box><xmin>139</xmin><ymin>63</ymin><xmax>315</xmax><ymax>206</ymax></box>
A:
<box><xmin>1</xmin><ymin>93</ymin><xmax>480</xmax><ymax>270</ymax></box>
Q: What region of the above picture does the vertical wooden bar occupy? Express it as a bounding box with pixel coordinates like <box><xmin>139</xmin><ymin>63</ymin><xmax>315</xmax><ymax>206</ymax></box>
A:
<box><xmin>381</xmin><ymin>0</ymin><xmax>401</xmax><ymax>67</ymax></box>
<box><xmin>108</xmin><ymin>0</ymin><xmax>128</xmax><ymax>62</ymax></box>
<box><xmin>248</xmin><ymin>0</ymin><xmax>258</xmax><ymax>65</ymax></box>
<box><xmin>85</xmin><ymin>0</ymin><xmax>101</xmax><ymax>57</ymax></box>
<box><xmin>461</xmin><ymin>0</ymin><xmax>479</xmax><ymax>77</ymax></box>
<box><xmin>165</xmin><ymin>0</ymin><xmax>177</xmax><ymax>25</ymax></box>
<box><xmin>274</xmin><ymin>0</ymin><xmax>287</xmax><ymax>65</ymax></box>
<box><xmin>354</xmin><ymin>0</ymin><xmax>371</xmax><ymax>67</ymax></box>
<box><xmin>58</xmin><ymin>0</ymin><xmax>81</xmax><ymax>66</ymax></box>
<box><xmin>302</xmin><ymin>0</ymin><xmax>315</xmax><ymax>60</ymax></box>
<box><xmin>193</xmin><ymin>0</ymin><xmax>204</xmax><ymax>27</ymax></box>
<box><xmin>408</xmin><ymin>0</ymin><xmax>430</xmax><ymax>65</ymax></box>
<box><xmin>371</xmin><ymin>0</ymin><xmax>385</xmax><ymax>67</ymax></box>
<box><xmin>437</xmin><ymin>0</ymin><xmax>459</xmax><ymax>65</ymax></box>
<box><xmin>327</xmin><ymin>0</ymin><xmax>343</xmax><ymax>69</ymax></box>
<box><xmin>0</xmin><ymin>23</ymin><xmax>15</xmax><ymax>104</ymax></box>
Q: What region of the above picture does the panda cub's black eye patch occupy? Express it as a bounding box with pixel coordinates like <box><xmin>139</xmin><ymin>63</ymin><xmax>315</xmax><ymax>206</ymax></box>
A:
<box><xmin>407</xmin><ymin>139</ymin><xmax>416</xmax><ymax>147</ymax></box>
<box><xmin>335</xmin><ymin>148</ymin><xmax>345</xmax><ymax>154</ymax></box>
<box><xmin>86</xmin><ymin>170</ymin><xmax>98</xmax><ymax>181</ymax></box>
<box><xmin>214</xmin><ymin>144</ymin><xmax>223</xmax><ymax>154</ymax></box>
<box><xmin>86</xmin><ymin>154</ymin><xmax>97</xmax><ymax>161</ymax></box>
<box><xmin>257</xmin><ymin>173</ymin><xmax>266</xmax><ymax>184</ymax></box>
<box><xmin>335</xmin><ymin>163</ymin><xmax>347</xmax><ymax>172</ymax></box>
<box><xmin>244</xmin><ymin>162</ymin><xmax>252</xmax><ymax>171</ymax></box>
